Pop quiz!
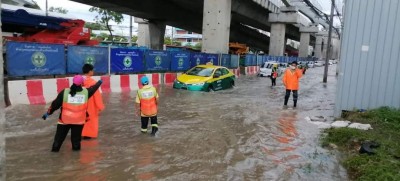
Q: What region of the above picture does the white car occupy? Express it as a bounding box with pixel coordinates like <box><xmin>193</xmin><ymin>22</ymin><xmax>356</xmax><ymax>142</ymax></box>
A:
<box><xmin>258</xmin><ymin>61</ymin><xmax>285</xmax><ymax>77</ymax></box>
<box><xmin>307</xmin><ymin>61</ymin><xmax>315</xmax><ymax>68</ymax></box>
<box><xmin>315</xmin><ymin>61</ymin><xmax>324</xmax><ymax>67</ymax></box>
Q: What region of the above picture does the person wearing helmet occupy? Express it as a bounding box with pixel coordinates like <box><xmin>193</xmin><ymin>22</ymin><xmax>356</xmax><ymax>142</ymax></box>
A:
<box><xmin>42</xmin><ymin>75</ymin><xmax>103</xmax><ymax>152</ymax></box>
<box><xmin>282</xmin><ymin>61</ymin><xmax>303</xmax><ymax>108</ymax></box>
<box><xmin>135</xmin><ymin>76</ymin><xmax>159</xmax><ymax>136</ymax></box>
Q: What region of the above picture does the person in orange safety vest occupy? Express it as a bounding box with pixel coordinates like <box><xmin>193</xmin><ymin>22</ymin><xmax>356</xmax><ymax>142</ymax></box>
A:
<box><xmin>42</xmin><ymin>75</ymin><xmax>103</xmax><ymax>152</ymax></box>
<box><xmin>135</xmin><ymin>76</ymin><xmax>159</xmax><ymax>136</ymax></box>
<box><xmin>282</xmin><ymin>61</ymin><xmax>303</xmax><ymax>108</ymax></box>
<box><xmin>81</xmin><ymin>64</ymin><xmax>105</xmax><ymax>140</ymax></box>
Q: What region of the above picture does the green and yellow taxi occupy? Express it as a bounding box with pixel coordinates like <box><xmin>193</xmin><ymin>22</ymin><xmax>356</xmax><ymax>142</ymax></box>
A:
<box><xmin>173</xmin><ymin>64</ymin><xmax>235</xmax><ymax>91</ymax></box>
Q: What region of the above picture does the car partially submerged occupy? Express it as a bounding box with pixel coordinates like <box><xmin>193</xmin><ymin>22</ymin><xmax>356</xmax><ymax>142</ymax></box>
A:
<box><xmin>258</xmin><ymin>61</ymin><xmax>286</xmax><ymax>77</ymax></box>
<box><xmin>173</xmin><ymin>64</ymin><xmax>235</xmax><ymax>91</ymax></box>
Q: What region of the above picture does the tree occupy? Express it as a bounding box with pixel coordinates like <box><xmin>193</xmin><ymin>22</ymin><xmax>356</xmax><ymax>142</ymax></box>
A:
<box><xmin>164</xmin><ymin>37</ymin><xmax>172</xmax><ymax>45</ymax></box>
<box><xmin>49</xmin><ymin>6</ymin><xmax>68</xmax><ymax>14</ymax></box>
<box><xmin>173</xmin><ymin>41</ymin><xmax>182</xmax><ymax>46</ymax></box>
<box><xmin>131</xmin><ymin>35</ymin><xmax>138</xmax><ymax>43</ymax></box>
<box><xmin>84</xmin><ymin>22</ymin><xmax>108</xmax><ymax>30</ymax></box>
<box><xmin>164</xmin><ymin>37</ymin><xmax>182</xmax><ymax>46</ymax></box>
<box><xmin>194</xmin><ymin>42</ymin><xmax>202</xmax><ymax>50</ymax></box>
<box><xmin>89</xmin><ymin>7</ymin><xmax>124</xmax><ymax>44</ymax></box>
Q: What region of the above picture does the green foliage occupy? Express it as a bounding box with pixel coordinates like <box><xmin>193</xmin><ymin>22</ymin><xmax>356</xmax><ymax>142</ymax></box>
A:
<box><xmin>131</xmin><ymin>35</ymin><xmax>138</xmax><ymax>43</ymax></box>
<box><xmin>194</xmin><ymin>42</ymin><xmax>202</xmax><ymax>50</ymax></box>
<box><xmin>89</xmin><ymin>7</ymin><xmax>124</xmax><ymax>43</ymax></box>
<box><xmin>49</xmin><ymin>6</ymin><xmax>68</xmax><ymax>14</ymax></box>
<box><xmin>85</xmin><ymin>22</ymin><xmax>108</xmax><ymax>30</ymax></box>
<box><xmin>89</xmin><ymin>7</ymin><xmax>124</xmax><ymax>26</ymax></box>
<box><xmin>164</xmin><ymin>37</ymin><xmax>182</xmax><ymax>46</ymax></box>
<box><xmin>322</xmin><ymin>107</ymin><xmax>400</xmax><ymax>180</ymax></box>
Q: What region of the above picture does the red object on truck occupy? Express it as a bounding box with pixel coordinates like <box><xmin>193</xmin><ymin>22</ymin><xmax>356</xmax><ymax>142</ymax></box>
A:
<box><xmin>6</xmin><ymin>19</ymin><xmax>98</xmax><ymax>46</ymax></box>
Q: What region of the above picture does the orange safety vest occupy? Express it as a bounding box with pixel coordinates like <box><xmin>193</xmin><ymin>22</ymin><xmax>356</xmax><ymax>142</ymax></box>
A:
<box><xmin>282</xmin><ymin>68</ymin><xmax>303</xmax><ymax>90</ymax></box>
<box><xmin>138</xmin><ymin>86</ymin><xmax>158</xmax><ymax>116</ymax></box>
<box><xmin>60</xmin><ymin>88</ymin><xmax>89</xmax><ymax>125</ymax></box>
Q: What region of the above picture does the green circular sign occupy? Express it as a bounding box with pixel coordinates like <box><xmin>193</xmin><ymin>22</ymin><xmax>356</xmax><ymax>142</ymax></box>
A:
<box><xmin>85</xmin><ymin>55</ymin><xmax>96</xmax><ymax>65</ymax></box>
<box><xmin>123</xmin><ymin>56</ymin><xmax>132</xmax><ymax>68</ymax></box>
<box><xmin>178</xmin><ymin>58</ymin><xmax>184</xmax><ymax>67</ymax></box>
<box><xmin>31</xmin><ymin>52</ymin><xmax>46</xmax><ymax>68</ymax></box>
<box><xmin>155</xmin><ymin>56</ymin><xmax>162</xmax><ymax>66</ymax></box>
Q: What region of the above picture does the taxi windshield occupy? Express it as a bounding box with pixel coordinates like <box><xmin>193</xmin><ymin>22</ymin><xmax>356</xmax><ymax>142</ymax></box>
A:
<box><xmin>186</xmin><ymin>67</ymin><xmax>214</xmax><ymax>77</ymax></box>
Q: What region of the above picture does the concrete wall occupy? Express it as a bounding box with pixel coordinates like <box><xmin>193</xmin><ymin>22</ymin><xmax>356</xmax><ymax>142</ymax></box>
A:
<box><xmin>335</xmin><ymin>0</ymin><xmax>400</xmax><ymax>116</ymax></box>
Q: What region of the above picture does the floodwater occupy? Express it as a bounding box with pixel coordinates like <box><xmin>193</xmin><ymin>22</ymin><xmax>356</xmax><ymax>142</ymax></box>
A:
<box><xmin>5</xmin><ymin>65</ymin><xmax>348</xmax><ymax>181</ymax></box>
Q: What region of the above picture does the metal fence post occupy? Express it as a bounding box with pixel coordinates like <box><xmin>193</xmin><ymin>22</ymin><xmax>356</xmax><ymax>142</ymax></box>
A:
<box><xmin>108</xmin><ymin>44</ymin><xmax>111</xmax><ymax>75</ymax></box>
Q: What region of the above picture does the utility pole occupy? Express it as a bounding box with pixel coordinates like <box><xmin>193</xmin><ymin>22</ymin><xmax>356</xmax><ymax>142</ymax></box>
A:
<box><xmin>323</xmin><ymin>0</ymin><xmax>335</xmax><ymax>83</ymax></box>
<box><xmin>128</xmin><ymin>16</ymin><xmax>132</xmax><ymax>47</ymax></box>
<box><xmin>46</xmin><ymin>0</ymin><xmax>48</xmax><ymax>16</ymax></box>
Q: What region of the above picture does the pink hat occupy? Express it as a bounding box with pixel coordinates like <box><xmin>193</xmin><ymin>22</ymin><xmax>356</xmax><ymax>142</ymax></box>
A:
<box><xmin>73</xmin><ymin>75</ymin><xmax>84</xmax><ymax>86</ymax></box>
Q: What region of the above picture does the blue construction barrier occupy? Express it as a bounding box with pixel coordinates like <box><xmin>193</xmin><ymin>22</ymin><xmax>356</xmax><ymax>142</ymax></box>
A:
<box><xmin>67</xmin><ymin>46</ymin><xmax>109</xmax><ymax>74</ymax></box>
<box><xmin>231</xmin><ymin>55</ymin><xmax>239</xmax><ymax>68</ymax></box>
<box><xmin>6</xmin><ymin>42</ymin><xmax>66</xmax><ymax>76</ymax></box>
<box><xmin>190</xmin><ymin>52</ymin><xmax>207</xmax><ymax>67</ymax></box>
<box><xmin>144</xmin><ymin>50</ymin><xmax>171</xmax><ymax>71</ymax></box>
<box><xmin>256</xmin><ymin>55</ymin><xmax>263</xmax><ymax>65</ymax></box>
<box><xmin>6</xmin><ymin>41</ymin><xmax>319</xmax><ymax>77</ymax></box>
<box><xmin>220</xmin><ymin>54</ymin><xmax>231</xmax><ymax>68</ymax></box>
<box><xmin>170</xmin><ymin>51</ymin><xmax>191</xmax><ymax>71</ymax></box>
<box><xmin>205</xmin><ymin>53</ymin><xmax>218</xmax><ymax>65</ymax></box>
<box><xmin>110</xmin><ymin>48</ymin><xmax>144</xmax><ymax>73</ymax></box>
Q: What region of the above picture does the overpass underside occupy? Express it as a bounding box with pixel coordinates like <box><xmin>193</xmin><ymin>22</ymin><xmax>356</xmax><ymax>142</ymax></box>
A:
<box><xmin>72</xmin><ymin>0</ymin><xmax>315</xmax><ymax>53</ymax></box>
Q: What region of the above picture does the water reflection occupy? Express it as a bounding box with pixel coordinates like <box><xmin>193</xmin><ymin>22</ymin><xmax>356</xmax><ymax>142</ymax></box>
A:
<box><xmin>134</xmin><ymin>139</ymin><xmax>155</xmax><ymax>180</ymax></box>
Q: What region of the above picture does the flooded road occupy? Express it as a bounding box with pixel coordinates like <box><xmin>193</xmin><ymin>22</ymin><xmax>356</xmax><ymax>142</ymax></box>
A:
<box><xmin>5</xmin><ymin>65</ymin><xmax>348</xmax><ymax>181</ymax></box>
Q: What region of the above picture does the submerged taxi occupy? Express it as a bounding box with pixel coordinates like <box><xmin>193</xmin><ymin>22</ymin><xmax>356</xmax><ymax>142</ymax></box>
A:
<box><xmin>173</xmin><ymin>64</ymin><xmax>235</xmax><ymax>91</ymax></box>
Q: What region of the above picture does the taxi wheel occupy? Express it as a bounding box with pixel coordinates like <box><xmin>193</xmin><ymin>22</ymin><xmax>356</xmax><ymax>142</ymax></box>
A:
<box><xmin>208</xmin><ymin>85</ymin><xmax>214</xmax><ymax>92</ymax></box>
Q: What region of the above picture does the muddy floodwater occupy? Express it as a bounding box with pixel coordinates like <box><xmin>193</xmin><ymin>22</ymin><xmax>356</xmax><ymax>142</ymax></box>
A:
<box><xmin>5</xmin><ymin>65</ymin><xmax>347</xmax><ymax>181</ymax></box>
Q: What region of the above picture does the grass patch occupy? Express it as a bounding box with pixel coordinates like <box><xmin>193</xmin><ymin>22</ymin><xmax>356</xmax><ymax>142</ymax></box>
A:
<box><xmin>321</xmin><ymin>107</ymin><xmax>400</xmax><ymax>181</ymax></box>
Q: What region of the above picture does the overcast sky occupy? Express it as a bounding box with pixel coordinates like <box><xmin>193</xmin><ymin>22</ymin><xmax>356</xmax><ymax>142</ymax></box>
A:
<box><xmin>33</xmin><ymin>0</ymin><xmax>343</xmax><ymax>35</ymax></box>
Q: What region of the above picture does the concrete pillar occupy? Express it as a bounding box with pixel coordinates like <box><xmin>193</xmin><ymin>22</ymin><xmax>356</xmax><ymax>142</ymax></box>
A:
<box><xmin>137</xmin><ymin>23</ymin><xmax>150</xmax><ymax>48</ymax></box>
<box><xmin>299</xmin><ymin>26</ymin><xmax>318</xmax><ymax>57</ymax></box>
<box><xmin>322</xmin><ymin>37</ymin><xmax>328</xmax><ymax>60</ymax></box>
<box><xmin>314</xmin><ymin>34</ymin><xmax>324</xmax><ymax>59</ymax></box>
<box><xmin>299</xmin><ymin>33</ymin><xmax>310</xmax><ymax>57</ymax></box>
<box><xmin>269</xmin><ymin>23</ymin><xmax>286</xmax><ymax>56</ymax></box>
<box><xmin>331</xmin><ymin>37</ymin><xmax>340</xmax><ymax>59</ymax></box>
<box><xmin>201</xmin><ymin>0</ymin><xmax>232</xmax><ymax>54</ymax></box>
<box><xmin>148</xmin><ymin>21</ymin><xmax>166</xmax><ymax>50</ymax></box>
<box><xmin>268</xmin><ymin>7</ymin><xmax>301</xmax><ymax>56</ymax></box>
<box><xmin>135</xmin><ymin>18</ymin><xmax>166</xmax><ymax>50</ymax></box>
